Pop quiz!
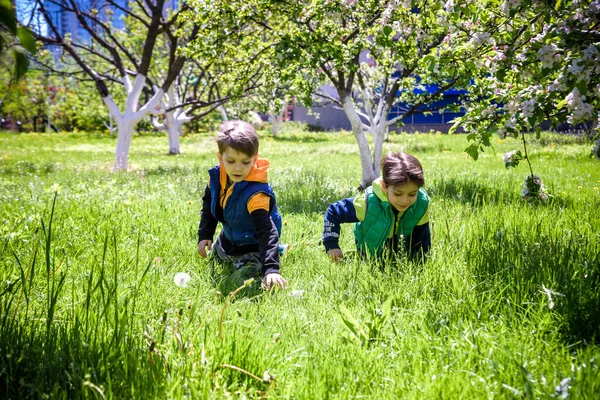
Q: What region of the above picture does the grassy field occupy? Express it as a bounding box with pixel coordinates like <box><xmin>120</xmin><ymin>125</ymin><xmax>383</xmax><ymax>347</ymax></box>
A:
<box><xmin>0</xmin><ymin>127</ymin><xmax>599</xmax><ymax>398</ymax></box>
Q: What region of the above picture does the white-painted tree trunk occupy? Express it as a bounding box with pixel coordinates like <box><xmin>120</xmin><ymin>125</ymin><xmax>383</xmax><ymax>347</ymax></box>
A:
<box><xmin>218</xmin><ymin>105</ymin><xmax>229</xmax><ymax>121</ymax></box>
<box><xmin>341</xmin><ymin>96</ymin><xmax>377</xmax><ymax>188</ymax></box>
<box><xmin>103</xmin><ymin>116</ymin><xmax>117</xmax><ymax>136</ymax></box>
<box><xmin>165</xmin><ymin>111</ymin><xmax>184</xmax><ymax>154</ymax></box>
<box><xmin>104</xmin><ymin>74</ymin><xmax>165</xmax><ymax>171</ymax></box>
<box><xmin>268</xmin><ymin>103</ymin><xmax>287</xmax><ymax>137</ymax></box>
<box><xmin>152</xmin><ymin>108</ymin><xmax>185</xmax><ymax>154</ymax></box>
<box><xmin>373</xmin><ymin>106</ymin><xmax>391</xmax><ymax>176</ymax></box>
<box><xmin>113</xmin><ymin>118</ymin><xmax>136</xmax><ymax>171</ymax></box>
<box><xmin>268</xmin><ymin>110</ymin><xmax>279</xmax><ymax>136</ymax></box>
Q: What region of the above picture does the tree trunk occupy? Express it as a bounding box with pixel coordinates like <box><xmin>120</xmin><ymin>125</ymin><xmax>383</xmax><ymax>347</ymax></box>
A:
<box><xmin>108</xmin><ymin>77</ymin><xmax>164</xmax><ymax>171</ymax></box>
<box><xmin>165</xmin><ymin>111</ymin><xmax>182</xmax><ymax>154</ymax></box>
<box><xmin>341</xmin><ymin>96</ymin><xmax>377</xmax><ymax>189</ymax></box>
<box><xmin>218</xmin><ymin>105</ymin><xmax>229</xmax><ymax>121</ymax></box>
<box><xmin>113</xmin><ymin>118</ymin><xmax>136</xmax><ymax>171</ymax></box>
<box><xmin>372</xmin><ymin>106</ymin><xmax>391</xmax><ymax>178</ymax></box>
<box><xmin>268</xmin><ymin>109</ymin><xmax>281</xmax><ymax>136</ymax></box>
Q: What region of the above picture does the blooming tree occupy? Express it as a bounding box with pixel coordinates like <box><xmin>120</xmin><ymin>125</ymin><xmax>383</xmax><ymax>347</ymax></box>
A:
<box><xmin>185</xmin><ymin>0</ymin><xmax>524</xmax><ymax>188</ymax></box>
<box><xmin>451</xmin><ymin>0</ymin><xmax>600</xmax><ymax>159</ymax></box>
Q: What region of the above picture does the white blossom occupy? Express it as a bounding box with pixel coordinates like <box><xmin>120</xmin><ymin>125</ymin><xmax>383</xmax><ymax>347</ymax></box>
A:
<box><xmin>521</xmin><ymin>175</ymin><xmax>549</xmax><ymax>203</ymax></box>
<box><xmin>505</xmin><ymin>118</ymin><xmax>517</xmax><ymax>129</ymax></box>
<box><xmin>546</xmin><ymin>79</ymin><xmax>562</xmax><ymax>93</ymax></box>
<box><xmin>567</xmin><ymin>60</ymin><xmax>585</xmax><ymax>77</ymax></box>
<box><xmin>565</xmin><ymin>88</ymin><xmax>594</xmax><ymax>123</ymax></box>
<box><xmin>444</xmin><ymin>0</ymin><xmax>454</xmax><ymax>12</ymax></box>
<box><xmin>470</xmin><ymin>32</ymin><xmax>493</xmax><ymax>47</ymax></box>
<box><xmin>582</xmin><ymin>44</ymin><xmax>599</xmax><ymax>61</ymax></box>
<box><xmin>521</xmin><ymin>99</ymin><xmax>536</xmax><ymax>118</ymax></box>
<box><xmin>506</xmin><ymin>100</ymin><xmax>520</xmax><ymax>116</ymax></box>
<box><xmin>537</xmin><ymin>44</ymin><xmax>558</xmax><ymax>68</ymax></box>
<box><xmin>503</xmin><ymin>150</ymin><xmax>518</xmax><ymax>168</ymax></box>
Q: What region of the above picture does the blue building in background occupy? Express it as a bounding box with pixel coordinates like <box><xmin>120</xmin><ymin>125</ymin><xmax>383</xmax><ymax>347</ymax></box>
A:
<box><xmin>292</xmin><ymin>83</ymin><xmax>467</xmax><ymax>132</ymax></box>
<box><xmin>43</xmin><ymin>0</ymin><xmax>178</xmax><ymax>57</ymax></box>
<box><xmin>44</xmin><ymin>0</ymin><xmax>127</xmax><ymax>42</ymax></box>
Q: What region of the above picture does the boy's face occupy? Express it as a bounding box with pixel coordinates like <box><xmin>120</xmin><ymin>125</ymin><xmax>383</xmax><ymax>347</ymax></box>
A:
<box><xmin>382</xmin><ymin>180</ymin><xmax>419</xmax><ymax>212</ymax></box>
<box><xmin>218</xmin><ymin>147</ymin><xmax>258</xmax><ymax>183</ymax></box>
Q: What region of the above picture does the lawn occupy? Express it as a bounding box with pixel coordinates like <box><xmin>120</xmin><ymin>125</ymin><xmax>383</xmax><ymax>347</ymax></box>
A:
<box><xmin>0</xmin><ymin>127</ymin><xmax>599</xmax><ymax>398</ymax></box>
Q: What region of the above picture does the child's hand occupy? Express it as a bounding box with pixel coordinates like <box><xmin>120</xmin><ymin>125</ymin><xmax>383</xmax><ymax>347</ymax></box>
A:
<box><xmin>263</xmin><ymin>273</ymin><xmax>288</xmax><ymax>291</ymax></box>
<box><xmin>198</xmin><ymin>240</ymin><xmax>213</xmax><ymax>258</ymax></box>
<box><xmin>327</xmin><ymin>248</ymin><xmax>344</xmax><ymax>262</ymax></box>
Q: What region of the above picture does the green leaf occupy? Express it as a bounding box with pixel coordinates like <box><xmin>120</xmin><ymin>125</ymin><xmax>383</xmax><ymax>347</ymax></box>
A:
<box><xmin>383</xmin><ymin>26</ymin><xmax>393</xmax><ymax>36</ymax></box>
<box><xmin>496</xmin><ymin>68</ymin><xmax>506</xmax><ymax>82</ymax></box>
<box><xmin>535</xmin><ymin>127</ymin><xmax>541</xmax><ymax>139</ymax></box>
<box><xmin>14</xmin><ymin>50</ymin><xmax>29</xmax><ymax>81</ymax></box>
<box><xmin>339</xmin><ymin>305</ymin><xmax>363</xmax><ymax>337</ymax></box>
<box><xmin>556</xmin><ymin>99</ymin><xmax>567</xmax><ymax>110</ymax></box>
<box><xmin>554</xmin><ymin>0</ymin><xmax>562</xmax><ymax>11</ymax></box>
<box><xmin>0</xmin><ymin>0</ymin><xmax>17</xmax><ymax>34</ymax></box>
<box><xmin>465</xmin><ymin>144</ymin><xmax>479</xmax><ymax>160</ymax></box>
<box><xmin>17</xmin><ymin>27</ymin><xmax>36</xmax><ymax>53</ymax></box>
<box><xmin>482</xmin><ymin>134</ymin><xmax>491</xmax><ymax>147</ymax></box>
<box><xmin>576</xmin><ymin>80</ymin><xmax>587</xmax><ymax>95</ymax></box>
<box><xmin>381</xmin><ymin>296</ymin><xmax>394</xmax><ymax>317</ymax></box>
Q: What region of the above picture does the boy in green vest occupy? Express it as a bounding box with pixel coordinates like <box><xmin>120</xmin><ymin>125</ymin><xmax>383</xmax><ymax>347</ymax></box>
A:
<box><xmin>322</xmin><ymin>152</ymin><xmax>430</xmax><ymax>262</ymax></box>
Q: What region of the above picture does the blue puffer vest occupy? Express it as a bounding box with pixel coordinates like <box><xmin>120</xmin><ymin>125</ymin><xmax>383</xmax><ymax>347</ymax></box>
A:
<box><xmin>208</xmin><ymin>165</ymin><xmax>282</xmax><ymax>246</ymax></box>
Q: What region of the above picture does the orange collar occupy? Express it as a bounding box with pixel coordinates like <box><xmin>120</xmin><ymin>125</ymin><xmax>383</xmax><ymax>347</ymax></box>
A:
<box><xmin>219</xmin><ymin>158</ymin><xmax>271</xmax><ymax>207</ymax></box>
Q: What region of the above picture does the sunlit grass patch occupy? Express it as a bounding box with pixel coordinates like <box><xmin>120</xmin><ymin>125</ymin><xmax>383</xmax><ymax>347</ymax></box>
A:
<box><xmin>0</xmin><ymin>130</ymin><xmax>598</xmax><ymax>398</ymax></box>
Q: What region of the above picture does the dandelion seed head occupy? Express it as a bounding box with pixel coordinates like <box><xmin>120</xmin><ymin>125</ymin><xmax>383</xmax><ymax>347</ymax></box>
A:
<box><xmin>174</xmin><ymin>272</ymin><xmax>191</xmax><ymax>288</ymax></box>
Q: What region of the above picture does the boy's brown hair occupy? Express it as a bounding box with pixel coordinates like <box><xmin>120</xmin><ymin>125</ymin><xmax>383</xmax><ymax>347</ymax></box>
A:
<box><xmin>380</xmin><ymin>152</ymin><xmax>424</xmax><ymax>187</ymax></box>
<box><xmin>216</xmin><ymin>120</ymin><xmax>259</xmax><ymax>156</ymax></box>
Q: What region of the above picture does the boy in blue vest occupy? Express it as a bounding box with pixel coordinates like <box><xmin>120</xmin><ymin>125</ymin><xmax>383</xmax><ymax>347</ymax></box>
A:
<box><xmin>197</xmin><ymin>120</ymin><xmax>287</xmax><ymax>290</ymax></box>
<box><xmin>322</xmin><ymin>152</ymin><xmax>431</xmax><ymax>262</ymax></box>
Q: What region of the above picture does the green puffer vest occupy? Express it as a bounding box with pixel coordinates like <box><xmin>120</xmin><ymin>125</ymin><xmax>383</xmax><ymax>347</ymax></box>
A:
<box><xmin>354</xmin><ymin>181</ymin><xmax>429</xmax><ymax>257</ymax></box>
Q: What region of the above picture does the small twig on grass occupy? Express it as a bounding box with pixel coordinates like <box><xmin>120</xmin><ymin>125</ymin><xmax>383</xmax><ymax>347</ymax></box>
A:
<box><xmin>220</xmin><ymin>364</ymin><xmax>264</xmax><ymax>382</ymax></box>
<box><xmin>220</xmin><ymin>363</ymin><xmax>276</xmax><ymax>387</ymax></box>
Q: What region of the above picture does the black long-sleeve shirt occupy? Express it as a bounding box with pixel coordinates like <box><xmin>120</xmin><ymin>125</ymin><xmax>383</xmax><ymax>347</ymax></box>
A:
<box><xmin>197</xmin><ymin>185</ymin><xmax>280</xmax><ymax>276</ymax></box>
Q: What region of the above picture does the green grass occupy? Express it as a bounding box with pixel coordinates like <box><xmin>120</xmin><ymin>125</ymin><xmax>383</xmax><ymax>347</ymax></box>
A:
<box><xmin>0</xmin><ymin>127</ymin><xmax>599</xmax><ymax>398</ymax></box>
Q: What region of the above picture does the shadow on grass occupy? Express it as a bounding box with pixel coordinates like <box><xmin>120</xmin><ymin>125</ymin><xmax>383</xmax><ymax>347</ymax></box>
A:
<box><xmin>141</xmin><ymin>164</ymin><xmax>203</xmax><ymax>176</ymax></box>
<box><xmin>207</xmin><ymin>257</ymin><xmax>264</xmax><ymax>300</ymax></box>
<box><xmin>429</xmin><ymin>177</ymin><xmax>574</xmax><ymax>208</ymax></box>
<box><xmin>429</xmin><ymin>178</ymin><xmax>520</xmax><ymax>205</ymax></box>
<box><xmin>0</xmin><ymin>160</ymin><xmax>58</xmax><ymax>176</ymax></box>
<box><xmin>269</xmin><ymin>133</ymin><xmax>330</xmax><ymax>143</ymax></box>
<box><xmin>466</xmin><ymin>229</ymin><xmax>600</xmax><ymax>343</ymax></box>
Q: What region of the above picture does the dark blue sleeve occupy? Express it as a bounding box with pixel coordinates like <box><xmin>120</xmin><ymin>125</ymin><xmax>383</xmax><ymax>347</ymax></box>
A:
<box><xmin>322</xmin><ymin>197</ymin><xmax>359</xmax><ymax>252</ymax></box>
<box><xmin>198</xmin><ymin>185</ymin><xmax>218</xmax><ymax>242</ymax></box>
<box><xmin>408</xmin><ymin>222</ymin><xmax>431</xmax><ymax>262</ymax></box>
<box><xmin>251</xmin><ymin>209</ymin><xmax>280</xmax><ymax>277</ymax></box>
